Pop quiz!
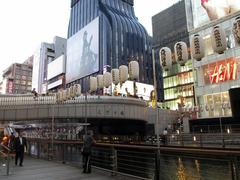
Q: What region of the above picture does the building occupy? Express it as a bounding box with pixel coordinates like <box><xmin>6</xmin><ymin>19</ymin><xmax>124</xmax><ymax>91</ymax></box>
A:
<box><xmin>186</xmin><ymin>0</ymin><xmax>240</xmax><ymax>131</ymax></box>
<box><xmin>66</xmin><ymin>0</ymin><xmax>158</xmax><ymax>98</ymax></box>
<box><xmin>152</xmin><ymin>0</ymin><xmax>195</xmax><ymax>110</ymax></box>
<box><xmin>0</xmin><ymin>56</ymin><xmax>33</xmax><ymax>94</ymax></box>
<box><xmin>32</xmin><ymin>36</ymin><xmax>67</xmax><ymax>94</ymax></box>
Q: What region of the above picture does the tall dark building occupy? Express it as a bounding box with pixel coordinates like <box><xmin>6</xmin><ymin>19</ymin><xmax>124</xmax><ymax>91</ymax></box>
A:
<box><xmin>152</xmin><ymin>0</ymin><xmax>190</xmax><ymax>50</ymax></box>
<box><xmin>152</xmin><ymin>0</ymin><xmax>195</xmax><ymax>110</ymax></box>
<box><xmin>67</xmin><ymin>0</ymin><xmax>155</xmax><ymax>94</ymax></box>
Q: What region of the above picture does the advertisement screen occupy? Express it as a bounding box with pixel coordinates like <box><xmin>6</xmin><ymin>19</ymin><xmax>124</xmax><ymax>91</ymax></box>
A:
<box><xmin>66</xmin><ymin>17</ymin><xmax>99</xmax><ymax>83</ymax></box>
<box><xmin>112</xmin><ymin>81</ymin><xmax>154</xmax><ymax>101</ymax></box>
<box><xmin>191</xmin><ymin>0</ymin><xmax>240</xmax><ymax>28</ymax></box>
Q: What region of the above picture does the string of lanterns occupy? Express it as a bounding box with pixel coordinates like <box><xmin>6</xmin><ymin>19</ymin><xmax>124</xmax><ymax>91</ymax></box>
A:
<box><xmin>160</xmin><ymin>16</ymin><xmax>240</xmax><ymax>70</ymax></box>
<box><xmin>55</xmin><ymin>61</ymin><xmax>139</xmax><ymax>103</ymax></box>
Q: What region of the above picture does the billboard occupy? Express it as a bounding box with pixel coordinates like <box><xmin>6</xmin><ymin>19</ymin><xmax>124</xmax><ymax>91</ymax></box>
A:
<box><xmin>47</xmin><ymin>55</ymin><xmax>65</xmax><ymax>80</ymax></box>
<box><xmin>112</xmin><ymin>81</ymin><xmax>154</xmax><ymax>101</ymax></box>
<box><xmin>66</xmin><ymin>17</ymin><xmax>99</xmax><ymax>83</ymax></box>
<box><xmin>191</xmin><ymin>0</ymin><xmax>240</xmax><ymax>28</ymax></box>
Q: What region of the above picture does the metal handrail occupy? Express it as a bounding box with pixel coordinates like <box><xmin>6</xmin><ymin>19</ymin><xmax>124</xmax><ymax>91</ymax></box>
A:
<box><xmin>0</xmin><ymin>144</ymin><xmax>12</xmax><ymax>176</ymax></box>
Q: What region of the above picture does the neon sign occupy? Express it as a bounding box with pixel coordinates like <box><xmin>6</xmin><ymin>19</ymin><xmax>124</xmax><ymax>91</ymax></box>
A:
<box><xmin>208</xmin><ymin>60</ymin><xmax>237</xmax><ymax>84</ymax></box>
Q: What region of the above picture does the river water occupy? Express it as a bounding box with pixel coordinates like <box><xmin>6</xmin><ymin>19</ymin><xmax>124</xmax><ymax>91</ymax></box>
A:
<box><xmin>160</xmin><ymin>154</ymin><xmax>239</xmax><ymax>180</ymax></box>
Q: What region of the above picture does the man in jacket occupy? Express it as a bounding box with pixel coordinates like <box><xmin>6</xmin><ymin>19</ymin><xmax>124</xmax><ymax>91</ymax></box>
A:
<box><xmin>15</xmin><ymin>131</ymin><xmax>27</xmax><ymax>166</ymax></box>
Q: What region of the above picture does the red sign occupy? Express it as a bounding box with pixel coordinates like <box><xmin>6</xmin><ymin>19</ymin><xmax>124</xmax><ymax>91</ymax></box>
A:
<box><xmin>204</xmin><ymin>58</ymin><xmax>238</xmax><ymax>84</ymax></box>
<box><xmin>7</xmin><ymin>80</ymin><xmax>13</xmax><ymax>94</ymax></box>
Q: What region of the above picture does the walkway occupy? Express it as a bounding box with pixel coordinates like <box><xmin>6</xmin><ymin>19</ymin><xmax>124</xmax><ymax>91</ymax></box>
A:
<box><xmin>2</xmin><ymin>157</ymin><xmax>135</xmax><ymax>180</ymax></box>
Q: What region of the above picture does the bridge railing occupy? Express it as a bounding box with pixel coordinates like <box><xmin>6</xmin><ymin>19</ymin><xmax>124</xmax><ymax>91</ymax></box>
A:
<box><xmin>0</xmin><ymin>94</ymin><xmax>145</xmax><ymax>107</ymax></box>
<box><xmin>26</xmin><ymin>138</ymin><xmax>240</xmax><ymax>180</ymax></box>
<box><xmin>0</xmin><ymin>144</ymin><xmax>14</xmax><ymax>176</ymax></box>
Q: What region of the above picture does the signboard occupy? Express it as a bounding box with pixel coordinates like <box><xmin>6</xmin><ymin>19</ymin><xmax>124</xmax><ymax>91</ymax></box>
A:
<box><xmin>203</xmin><ymin>57</ymin><xmax>239</xmax><ymax>84</ymax></box>
<box><xmin>66</xmin><ymin>17</ymin><xmax>99</xmax><ymax>83</ymax></box>
<box><xmin>191</xmin><ymin>0</ymin><xmax>240</xmax><ymax>28</ymax></box>
<box><xmin>112</xmin><ymin>81</ymin><xmax>154</xmax><ymax>101</ymax></box>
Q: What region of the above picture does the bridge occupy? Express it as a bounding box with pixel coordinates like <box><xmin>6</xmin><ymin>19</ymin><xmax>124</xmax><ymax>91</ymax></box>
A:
<box><xmin>0</xmin><ymin>94</ymin><xmax>178</xmax><ymax>135</ymax></box>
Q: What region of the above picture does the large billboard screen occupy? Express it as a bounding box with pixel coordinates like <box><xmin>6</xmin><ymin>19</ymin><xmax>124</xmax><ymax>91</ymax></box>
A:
<box><xmin>66</xmin><ymin>17</ymin><xmax>99</xmax><ymax>83</ymax></box>
<box><xmin>191</xmin><ymin>0</ymin><xmax>240</xmax><ymax>28</ymax></box>
<box><xmin>47</xmin><ymin>55</ymin><xmax>65</xmax><ymax>80</ymax></box>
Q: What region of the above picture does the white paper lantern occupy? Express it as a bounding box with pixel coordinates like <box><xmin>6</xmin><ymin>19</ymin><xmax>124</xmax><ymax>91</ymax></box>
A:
<box><xmin>159</xmin><ymin>47</ymin><xmax>172</xmax><ymax>71</ymax></box>
<box><xmin>211</xmin><ymin>25</ymin><xmax>227</xmax><ymax>54</ymax></box>
<box><xmin>70</xmin><ymin>86</ymin><xmax>75</xmax><ymax>98</ymax></box>
<box><xmin>89</xmin><ymin>77</ymin><xmax>97</xmax><ymax>93</ymax></box>
<box><xmin>233</xmin><ymin>17</ymin><xmax>240</xmax><ymax>45</ymax></box>
<box><xmin>66</xmin><ymin>88</ymin><xmax>71</xmax><ymax>99</ymax></box>
<box><xmin>111</xmin><ymin>69</ymin><xmax>120</xmax><ymax>85</ymax></box>
<box><xmin>62</xmin><ymin>89</ymin><xmax>67</xmax><ymax>101</ymax></box>
<box><xmin>129</xmin><ymin>61</ymin><xmax>139</xmax><ymax>80</ymax></box>
<box><xmin>119</xmin><ymin>65</ymin><xmax>128</xmax><ymax>83</ymax></box>
<box><xmin>97</xmin><ymin>75</ymin><xmax>104</xmax><ymax>89</ymax></box>
<box><xmin>174</xmin><ymin>41</ymin><xmax>188</xmax><ymax>66</ymax></box>
<box><xmin>191</xmin><ymin>34</ymin><xmax>205</xmax><ymax>61</ymax></box>
<box><xmin>56</xmin><ymin>92</ymin><xmax>60</xmax><ymax>103</ymax></box>
<box><xmin>103</xmin><ymin>72</ymin><xmax>112</xmax><ymax>87</ymax></box>
<box><xmin>59</xmin><ymin>91</ymin><xmax>63</xmax><ymax>102</ymax></box>
<box><xmin>74</xmin><ymin>84</ymin><xmax>81</xmax><ymax>96</ymax></box>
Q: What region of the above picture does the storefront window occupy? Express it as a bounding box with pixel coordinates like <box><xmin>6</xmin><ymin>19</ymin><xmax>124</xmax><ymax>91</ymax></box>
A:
<box><xmin>198</xmin><ymin>92</ymin><xmax>232</xmax><ymax>118</ymax></box>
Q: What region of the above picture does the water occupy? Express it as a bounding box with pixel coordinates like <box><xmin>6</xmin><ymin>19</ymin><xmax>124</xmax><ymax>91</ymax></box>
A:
<box><xmin>160</xmin><ymin>154</ymin><xmax>238</xmax><ymax>180</ymax></box>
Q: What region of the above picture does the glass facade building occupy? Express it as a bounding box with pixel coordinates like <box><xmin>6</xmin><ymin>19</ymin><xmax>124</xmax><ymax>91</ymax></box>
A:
<box><xmin>152</xmin><ymin>0</ymin><xmax>195</xmax><ymax>109</ymax></box>
<box><xmin>186</xmin><ymin>0</ymin><xmax>240</xmax><ymax>120</ymax></box>
<box><xmin>67</xmin><ymin>0</ymin><xmax>157</xmax><ymax>97</ymax></box>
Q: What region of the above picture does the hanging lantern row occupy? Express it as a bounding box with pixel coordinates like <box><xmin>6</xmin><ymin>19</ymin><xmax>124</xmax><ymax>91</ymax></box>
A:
<box><xmin>55</xmin><ymin>61</ymin><xmax>140</xmax><ymax>101</ymax></box>
<box><xmin>190</xmin><ymin>25</ymin><xmax>227</xmax><ymax>61</ymax></box>
<box><xmin>160</xmin><ymin>19</ymin><xmax>240</xmax><ymax>70</ymax></box>
<box><xmin>159</xmin><ymin>41</ymin><xmax>188</xmax><ymax>70</ymax></box>
<box><xmin>88</xmin><ymin>61</ymin><xmax>139</xmax><ymax>93</ymax></box>
<box><xmin>56</xmin><ymin>84</ymin><xmax>81</xmax><ymax>103</ymax></box>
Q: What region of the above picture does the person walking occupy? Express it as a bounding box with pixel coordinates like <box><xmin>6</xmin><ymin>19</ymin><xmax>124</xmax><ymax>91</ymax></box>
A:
<box><xmin>162</xmin><ymin>128</ymin><xmax>168</xmax><ymax>145</ymax></box>
<box><xmin>81</xmin><ymin>130</ymin><xmax>95</xmax><ymax>173</ymax></box>
<box><xmin>15</xmin><ymin>131</ymin><xmax>27</xmax><ymax>166</ymax></box>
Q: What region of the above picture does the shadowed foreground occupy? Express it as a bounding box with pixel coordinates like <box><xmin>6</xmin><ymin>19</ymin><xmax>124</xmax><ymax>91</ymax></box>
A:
<box><xmin>2</xmin><ymin>157</ymin><xmax>135</xmax><ymax>180</ymax></box>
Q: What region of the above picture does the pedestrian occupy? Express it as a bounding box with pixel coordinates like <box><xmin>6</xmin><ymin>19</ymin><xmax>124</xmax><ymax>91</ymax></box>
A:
<box><xmin>81</xmin><ymin>130</ymin><xmax>95</xmax><ymax>173</ymax></box>
<box><xmin>162</xmin><ymin>128</ymin><xmax>168</xmax><ymax>145</ymax></box>
<box><xmin>14</xmin><ymin>131</ymin><xmax>27</xmax><ymax>166</ymax></box>
<box><xmin>31</xmin><ymin>88</ymin><xmax>38</xmax><ymax>99</ymax></box>
<box><xmin>8</xmin><ymin>132</ymin><xmax>15</xmax><ymax>152</ymax></box>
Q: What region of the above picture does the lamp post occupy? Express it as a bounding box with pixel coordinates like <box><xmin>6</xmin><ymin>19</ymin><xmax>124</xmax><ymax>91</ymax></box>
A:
<box><xmin>152</xmin><ymin>49</ymin><xmax>160</xmax><ymax>180</ymax></box>
<box><xmin>84</xmin><ymin>79</ymin><xmax>88</xmax><ymax>135</ymax></box>
<box><xmin>219</xmin><ymin>116</ymin><xmax>225</xmax><ymax>148</ymax></box>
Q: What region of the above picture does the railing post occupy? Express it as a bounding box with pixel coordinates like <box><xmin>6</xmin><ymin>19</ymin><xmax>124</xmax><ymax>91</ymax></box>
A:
<box><xmin>155</xmin><ymin>150</ymin><xmax>160</xmax><ymax>180</ymax></box>
<box><xmin>232</xmin><ymin>157</ymin><xmax>240</xmax><ymax>180</ymax></box>
<box><xmin>62</xmin><ymin>144</ymin><xmax>65</xmax><ymax>164</ymax></box>
<box><xmin>6</xmin><ymin>150</ymin><xmax>10</xmax><ymax>176</ymax></box>
<box><xmin>111</xmin><ymin>147</ymin><xmax>117</xmax><ymax>176</ymax></box>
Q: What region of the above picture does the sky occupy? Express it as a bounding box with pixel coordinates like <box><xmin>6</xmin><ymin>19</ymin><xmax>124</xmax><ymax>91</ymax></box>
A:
<box><xmin>0</xmin><ymin>0</ymin><xmax>180</xmax><ymax>76</ymax></box>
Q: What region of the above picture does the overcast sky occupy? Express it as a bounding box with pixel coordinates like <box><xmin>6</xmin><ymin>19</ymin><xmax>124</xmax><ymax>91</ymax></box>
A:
<box><xmin>0</xmin><ymin>0</ymin><xmax>180</xmax><ymax>76</ymax></box>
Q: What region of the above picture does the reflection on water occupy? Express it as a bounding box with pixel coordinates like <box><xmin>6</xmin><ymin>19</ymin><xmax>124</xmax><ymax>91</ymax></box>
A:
<box><xmin>160</xmin><ymin>155</ymin><xmax>235</xmax><ymax>180</ymax></box>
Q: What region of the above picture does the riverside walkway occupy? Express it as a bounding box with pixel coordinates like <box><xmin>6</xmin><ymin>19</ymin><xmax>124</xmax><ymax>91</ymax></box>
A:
<box><xmin>1</xmin><ymin>157</ymin><xmax>136</xmax><ymax>180</ymax></box>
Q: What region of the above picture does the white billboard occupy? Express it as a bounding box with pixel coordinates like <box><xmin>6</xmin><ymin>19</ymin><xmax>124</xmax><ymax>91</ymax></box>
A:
<box><xmin>191</xmin><ymin>0</ymin><xmax>240</xmax><ymax>29</ymax></box>
<box><xmin>112</xmin><ymin>81</ymin><xmax>154</xmax><ymax>101</ymax></box>
<box><xmin>66</xmin><ymin>17</ymin><xmax>99</xmax><ymax>83</ymax></box>
<box><xmin>47</xmin><ymin>55</ymin><xmax>65</xmax><ymax>80</ymax></box>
